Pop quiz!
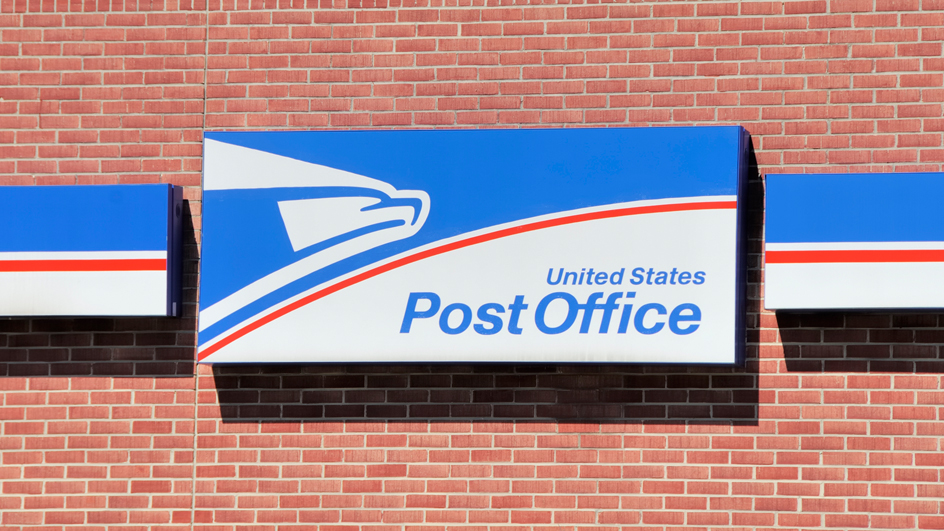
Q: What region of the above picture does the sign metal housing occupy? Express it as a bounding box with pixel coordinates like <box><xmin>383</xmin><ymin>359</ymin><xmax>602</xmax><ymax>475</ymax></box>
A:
<box><xmin>199</xmin><ymin>127</ymin><xmax>749</xmax><ymax>364</ymax></box>
<box><xmin>765</xmin><ymin>172</ymin><xmax>944</xmax><ymax>310</ymax></box>
<box><xmin>0</xmin><ymin>184</ymin><xmax>183</xmax><ymax>317</ymax></box>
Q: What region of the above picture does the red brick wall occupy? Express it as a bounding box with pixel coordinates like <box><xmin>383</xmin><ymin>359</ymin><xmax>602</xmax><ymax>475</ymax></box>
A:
<box><xmin>2</xmin><ymin>1</ymin><xmax>944</xmax><ymax>530</ymax></box>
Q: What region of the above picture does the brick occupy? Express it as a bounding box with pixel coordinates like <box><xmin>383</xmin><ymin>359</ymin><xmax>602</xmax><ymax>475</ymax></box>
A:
<box><xmin>1</xmin><ymin>4</ymin><xmax>944</xmax><ymax>529</ymax></box>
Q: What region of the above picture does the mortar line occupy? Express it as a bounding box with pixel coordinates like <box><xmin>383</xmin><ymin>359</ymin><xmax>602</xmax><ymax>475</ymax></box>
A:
<box><xmin>189</xmin><ymin>0</ymin><xmax>211</xmax><ymax>528</ymax></box>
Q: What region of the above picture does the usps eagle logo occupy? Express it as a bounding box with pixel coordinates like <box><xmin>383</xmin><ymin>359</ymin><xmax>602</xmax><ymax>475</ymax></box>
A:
<box><xmin>199</xmin><ymin>138</ymin><xmax>430</xmax><ymax>353</ymax></box>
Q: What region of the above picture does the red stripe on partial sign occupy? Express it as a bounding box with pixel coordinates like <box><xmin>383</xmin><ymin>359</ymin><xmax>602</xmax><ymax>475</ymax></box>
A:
<box><xmin>198</xmin><ymin>200</ymin><xmax>737</xmax><ymax>361</ymax></box>
<box><xmin>0</xmin><ymin>259</ymin><xmax>167</xmax><ymax>272</ymax></box>
<box><xmin>766</xmin><ymin>249</ymin><xmax>944</xmax><ymax>264</ymax></box>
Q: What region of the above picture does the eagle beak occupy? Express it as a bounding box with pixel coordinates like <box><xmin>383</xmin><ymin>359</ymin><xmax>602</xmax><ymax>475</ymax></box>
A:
<box><xmin>278</xmin><ymin>192</ymin><xmax>429</xmax><ymax>253</ymax></box>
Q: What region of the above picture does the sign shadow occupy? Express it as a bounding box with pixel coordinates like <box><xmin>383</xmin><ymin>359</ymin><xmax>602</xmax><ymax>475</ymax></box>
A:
<box><xmin>209</xmin><ymin>361</ymin><xmax>760</xmax><ymax>426</ymax></box>
<box><xmin>779</xmin><ymin>312</ymin><xmax>944</xmax><ymax>373</ymax></box>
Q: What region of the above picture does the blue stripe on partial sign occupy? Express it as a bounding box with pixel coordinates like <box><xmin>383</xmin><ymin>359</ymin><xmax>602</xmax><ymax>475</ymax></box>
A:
<box><xmin>0</xmin><ymin>185</ymin><xmax>170</xmax><ymax>252</ymax></box>
<box><xmin>766</xmin><ymin>173</ymin><xmax>944</xmax><ymax>243</ymax></box>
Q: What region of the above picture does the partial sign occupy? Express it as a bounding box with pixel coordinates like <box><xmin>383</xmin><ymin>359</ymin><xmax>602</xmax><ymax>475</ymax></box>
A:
<box><xmin>199</xmin><ymin>127</ymin><xmax>749</xmax><ymax>364</ymax></box>
<box><xmin>0</xmin><ymin>185</ymin><xmax>183</xmax><ymax>317</ymax></box>
<box><xmin>765</xmin><ymin>172</ymin><xmax>944</xmax><ymax>310</ymax></box>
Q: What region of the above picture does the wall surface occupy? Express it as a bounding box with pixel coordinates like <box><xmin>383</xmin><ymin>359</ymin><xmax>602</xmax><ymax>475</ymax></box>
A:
<box><xmin>2</xmin><ymin>0</ymin><xmax>944</xmax><ymax>530</ymax></box>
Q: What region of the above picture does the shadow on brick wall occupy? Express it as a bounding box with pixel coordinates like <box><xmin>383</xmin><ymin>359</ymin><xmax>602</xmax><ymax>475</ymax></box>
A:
<box><xmin>210</xmin><ymin>362</ymin><xmax>760</xmax><ymax>425</ymax></box>
<box><xmin>0</xmin><ymin>200</ymin><xmax>199</xmax><ymax>378</ymax></box>
<box><xmin>780</xmin><ymin>312</ymin><xmax>944</xmax><ymax>373</ymax></box>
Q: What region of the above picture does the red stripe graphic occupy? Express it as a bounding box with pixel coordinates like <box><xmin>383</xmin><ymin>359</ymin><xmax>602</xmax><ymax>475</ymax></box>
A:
<box><xmin>0</xmin><ymin>259</ymin><xmax>167</xmax><ymax>272</ymax></box>
<box><xmin>766</xmin><ymin>249</ymin><xmax>944</xmax><ymax>264</ymax></box>
<box><xmin>199</xmin><ymin>200</ymin><xmax>736</xmax><ymax>361</ymax></box>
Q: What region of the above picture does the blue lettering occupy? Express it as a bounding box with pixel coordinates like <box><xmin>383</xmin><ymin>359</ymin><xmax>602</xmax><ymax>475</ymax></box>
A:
<box><xmin>610</xmin><ymin>268</ymin><xmax>625</xmax><ymax>285</ymax></box>
<box><xmin>669</xmin><ymin>303</ymin><xmax>701</xmax><ymax>335</ymax></box>
<box><xmin>439</xmin><ymin>303</ymin><xmax>472</xmax><ymax>335</ymax></box>
<box><xmin>578</xmin><ymin>292</ymin><xmax>605</xmax><ymax>333</ymax></box>
<box><xmin>693</xmin><ymin>271</ymin><xmax>706</xmax><ymax>285</ymax></box>
<box><xmin>598</xmin><ymin>292</ymin><xmax>623</xmax><ymax>333</ymax></box>
<box><xmin>634</xmin><ymin>303</ymin><xmax>666</xmax><ymax>335</ymax></box>
<box><xmin>507</xmin><ymin>295</ymin><xmax>528</xmax><ymax>335</ymax></box>
<box><xmin>474</xmin><ymin>303</ymin><xmax>505</xmax><ymax>335</ymax></box>
<box><xmin>400</xmin><ymin>292</ymin><xmax>441</xmax><ymax>333</ymax></box>
<box><xmin>546</xmin><ymin>268</ymin><xmax>563</xmax><ymax>285</ymax></box>
<box><xmin>402</xmin><ymin>292</ymin><xmax>698</xmax><ymax>337</ymax></box>
<box><xmin>535</xmin><ymin>292</ymin><xmax>578</xmax><ymax>334</ymax></box>
<box><xmin>630</xmin><ymin>267</ymin><xmax>645</xmax><ymax>285</ymax></box>
<box><xmin>617</xmin><ymin>292</ymin><xmax>636</xmax><ymax>333</ymax></box>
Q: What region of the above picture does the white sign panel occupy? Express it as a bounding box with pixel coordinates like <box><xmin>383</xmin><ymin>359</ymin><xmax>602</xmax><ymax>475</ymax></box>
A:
<box><xmin>199</xmin><ymin>128</ymin><xmax>748</xmax><ymax>364</ymax></box>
